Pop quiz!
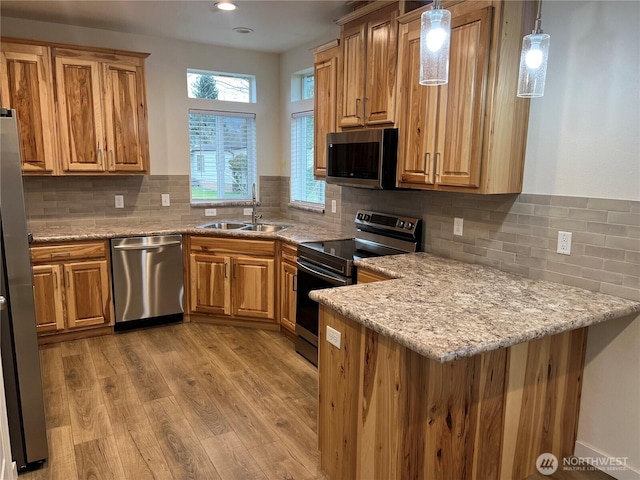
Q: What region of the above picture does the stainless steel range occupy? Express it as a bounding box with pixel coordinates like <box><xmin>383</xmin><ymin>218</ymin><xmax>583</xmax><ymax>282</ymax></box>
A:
<box><xmin>295</xmin><ymin>210</ymin><xmax>422</xmax><ymax>366</ymax></box>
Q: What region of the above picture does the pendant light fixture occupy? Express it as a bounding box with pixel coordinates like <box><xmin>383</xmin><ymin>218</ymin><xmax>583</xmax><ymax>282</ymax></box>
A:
<box><xmin>517</xmin><ymin>0</ymin><xmax>550</xmax><ymax>97</ymax></box>
<box><xmin>419</xmin><ymin>0</ymin><xmax>451</xmax><ymax>85</ymax></box>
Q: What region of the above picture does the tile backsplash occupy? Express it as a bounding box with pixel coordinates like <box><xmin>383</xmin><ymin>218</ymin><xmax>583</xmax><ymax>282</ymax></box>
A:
<box><xmin>24</xmin><ymin>174</ymin><xmax>639</xmax><ymax>301</ymax></box>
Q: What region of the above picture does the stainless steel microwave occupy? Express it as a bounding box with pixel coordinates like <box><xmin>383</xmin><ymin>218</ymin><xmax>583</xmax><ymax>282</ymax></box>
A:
<box><xmin>326</xmin><ymin>128</ymin><xmax>398</xmax><ymax>189</ymax></box>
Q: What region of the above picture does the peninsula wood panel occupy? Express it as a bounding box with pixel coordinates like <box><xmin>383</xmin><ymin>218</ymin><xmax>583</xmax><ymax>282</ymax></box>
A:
<box><xmin>0</xmin><ymin>42</ymin><xmax>58</xmax><ymax>174</ymax></box>
<box><xmin>32</xmin><ymin>264</ymin><xmax>66</xmax><ymax>333</ymax></box>
<box><xmin>30</xmin><ymin>242</ymin><xmax>107</xmax><ymax>263</ymax></box>
<box><xmin>55</xmin><ymin>56</ymin><xmax>105</xmax><ymax>172</ymax></box>
<box><xmin>313</xmin><ymin>43</ymin><xmax>338</xmax><ymax>178</ymax></box>
<box><xmin>356</xmin><ymin>268</ymin><xmax>391</xmax><ymax>284</ymax></box>
<box><xmin>279</xmin><ymin>261</ymin><xmax>297</xmax><ymax>333</ymax></box>
<box><xmin>318</xmin><ymin>307</ymin><xmax>588</xmax><ymax>480</ymax></box>
<box><xmin>103</xmin><ymin>62</ymin><xmax>148</xmax><ymax>172</ymax></box>
<box><xmin>318</xmin><ymin>305</ymin><xmax>363</xmax><ymax>480</ymax></box>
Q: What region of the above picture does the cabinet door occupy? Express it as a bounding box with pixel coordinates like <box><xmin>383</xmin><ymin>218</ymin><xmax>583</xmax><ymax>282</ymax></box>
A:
<box><xmin>189</xmin><ymin>253</ymin><xmax>231</xmax><ymax>316</ymax></box>
<box><xmin>103</xmin><ymin>62</ymin><xmax>148</xmax><ymax>172</ymax></box>
<box><xmin>364</xmin><ymin>11</ymin><xmax>398</xmax><ymax>125</ymax></box>
<box><xmin>63</xmin><ymin>260</ymin><xmax>111</xmax><ymax>329</ymax></box>
<box><xmin>396</xmin><ymin>22</ymin><xmax>439</xmax><ymax>187</ymax></box>
<box><xmin>0</xmin><ymin>43</ymin><xmax>57</xmax><ymax>174</ymax></box>
<box><xmin>233</xmin><ymin>257</ymin><xmax>275</xmax><ymax>320</ymax></box>
<box><xmin>436</xmin><ymin>7</ymin><xmax>493</xmax><ymax>187</ymax></box>
<box><xmin>279</xmin><ymin>261</ymin><xmax>297</xmax><ymax>333</ymax></box>
<box><xmin>32</xmin><ymin>264</ymin><xmax>65</xmax><ymax>333</ymax></box>
<box><xmin>55</xmin><ymin>56</ymin><xmax>106</xmax><ymax>172</ymax></box>
<box><xmin>338</xmin><ymin>23</ymin><xmax>366</xmax><ymax>128</ymax></box>
<box><xmin>314</xmin><ymin>50</ymin><xmax>338</xmax><ymax>178</ymax></box>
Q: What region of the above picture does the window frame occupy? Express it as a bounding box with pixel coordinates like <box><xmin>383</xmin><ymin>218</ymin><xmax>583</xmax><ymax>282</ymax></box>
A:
<box><xmin>187</xmin><ymin>68</ymin><xmax>257</xmax><ymax>103</ymax></box>
<box><xmin>290</xmin><ymin>109</ymin><xmax>325</xmax><ymax>208</ymax></box>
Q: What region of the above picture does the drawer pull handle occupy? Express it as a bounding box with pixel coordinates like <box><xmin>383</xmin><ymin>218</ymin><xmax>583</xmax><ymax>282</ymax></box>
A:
<box><xmin>51</xmin><ymin>252</ymin><xmax>71</xmax><ymax>258</ymax></box>
<box><xmin>423</xmin><ymin>152</ymin><xmax>431</xmax><ymax>175</ymax></box>
<box><xmin>224</xmin><ymin>263</ymin><xmax>228</xmax><ymax>278</ymax></box>
<box><xmin>293</xmin><ymin>274</ymin><xmax>297</xmax><ymax>292</ymax></box>
<box><xmin>54</xmin><ymin>271</ymin><xmax>58</xmax><ymax>289</ymax></box>
<box><xmin>65</xmin><ymin>271</ymin><xmax>70</xmax><ymax>288</ymax></box>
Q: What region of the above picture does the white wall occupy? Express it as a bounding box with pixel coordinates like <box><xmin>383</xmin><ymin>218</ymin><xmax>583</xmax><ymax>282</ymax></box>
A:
<box><xmin>0</xmin><ymin>17</ymin><xmax>281</xmax><ymax>177</ymax></box>
<box><xmin>523</xmin><ymin>0</ymin><xmax>640</xmax><ymax>201</ymax></box>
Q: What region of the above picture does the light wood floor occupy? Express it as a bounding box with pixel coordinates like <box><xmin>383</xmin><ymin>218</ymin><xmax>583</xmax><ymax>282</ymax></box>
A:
<box><xmin>22</xmin><ymin>322</ymin><xmax>326</xmax><ymax>480</ymax></box>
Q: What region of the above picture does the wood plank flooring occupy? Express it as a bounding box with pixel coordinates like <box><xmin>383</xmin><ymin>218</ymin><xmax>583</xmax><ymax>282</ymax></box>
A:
<box><xmin>22</xmin><ymin>323</ymin><xmax>327</xmax><ymax>480</ymax></box>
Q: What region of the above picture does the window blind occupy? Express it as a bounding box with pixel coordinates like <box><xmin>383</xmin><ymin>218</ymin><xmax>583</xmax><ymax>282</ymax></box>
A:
<box><xmin>291</xmin><ymin>111</ymin><xmax>325</xmax><ymax>206</ymax></box>
<box><xmin>189</xmin><ymin>109</ymin><xmax>257</xmax><ymax>202</ymax></box>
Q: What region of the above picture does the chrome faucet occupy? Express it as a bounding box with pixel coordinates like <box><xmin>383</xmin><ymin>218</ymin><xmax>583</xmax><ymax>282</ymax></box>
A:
<box><xmin>251</xmin><ymin>183</ymin><xmax>262</xmax><ymax>226</ymax></box>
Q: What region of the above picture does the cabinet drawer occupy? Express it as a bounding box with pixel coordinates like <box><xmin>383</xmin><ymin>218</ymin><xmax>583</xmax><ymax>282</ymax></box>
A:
<box><xmin>31</xmin><ymin>242</ymin><xmax>107</xmax><ymax>263</ymax></box>
<box><xmin>281</xmin><ymin>242</ymin><xmax>298</xmax><ymax>264</ymax></box>
<box><xmin>190</xmin><ymin>236</ymin><xmax>275</xmax><ymax>257</ymax></box>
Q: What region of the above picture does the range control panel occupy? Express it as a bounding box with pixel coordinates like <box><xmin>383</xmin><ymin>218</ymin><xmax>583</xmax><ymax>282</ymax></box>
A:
<box><xmin>355</xmin><ymin>210</ymin><xmax>420</xmax><ymax>235</ymax></box>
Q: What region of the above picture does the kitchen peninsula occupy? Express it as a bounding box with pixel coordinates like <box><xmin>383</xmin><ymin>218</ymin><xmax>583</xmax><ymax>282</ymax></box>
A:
<box><xmin>311</xmin><ymin>253</ymin><xmax>640</xmax><ymax>480</ymax></box>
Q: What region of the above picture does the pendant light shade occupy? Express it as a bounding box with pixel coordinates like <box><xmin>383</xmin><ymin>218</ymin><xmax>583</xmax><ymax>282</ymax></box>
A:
<box><xmin>517</xmin><ymin>1</ymin><xmax>550</xmax><ymax>97</ymax></box>
<box><xmin>420</xmin><ymin>0</ymin><xmax>451</xmax><ymax>86</ymax></box>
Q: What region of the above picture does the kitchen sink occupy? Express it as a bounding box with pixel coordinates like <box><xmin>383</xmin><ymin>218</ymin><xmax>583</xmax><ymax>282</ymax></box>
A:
<box><xmin>240</xmin><ymin>224</ymin><xmax>291</xmax><ymax>233</ymax></box>
<box><xmin>198</xmin><ymin>222</ymin><xmax>247</xmax><ymax>230</ymax></box>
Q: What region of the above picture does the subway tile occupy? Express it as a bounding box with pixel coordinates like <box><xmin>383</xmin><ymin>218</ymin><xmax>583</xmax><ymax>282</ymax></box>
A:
<box><xmin>533</xmin><ymin>205</ymin><xmax>570</xmax><ymax>217</ymax></box>
<box><xmin>515</xmin><ymin>254</ymin><xmax>547</xmax><ymax>269</ymax></box>
<box><xmin>561</xmin><ymin>275</ymin><xmax>601</xmax><ymax>293</ymax></box>
<box><xmin>582</xmin><ymin>268</ymin><xmax>624</xmax><ymax>285</ymax></box>
<box><xmin>490</xmin><ymin>211</ymin><xmax>518</xmax><ymax>224</ymax></box>
<box><xmin>605</xmin><ymin>236</ymin><xmax>640</xmax><ymax>251</ymax></box>
<box><xmin>477</xmin><ymin>238</ymin><xmax>503</xmax><ymax>250</ymax></box>
<box><xmin>474</xmin><ymin>256</ymin><xmax>500</xmax><ymax>268</ymax></box>
<box><xmin>584</xmin><ymin>245</ymin><xmax>626</xmax><ymax>261</ymax></box>
<box><xmin>573</xmin><ymin>231</ymin><xmax>606</xmax><ymax>246</ymax></box>
<box><xmin>626</xmin><ymin>251</ymin><xmax>640</xmax><ymax>264</ymax></box>
<box><xmin>486</xmin><ymin>249</ymin><xmax>515</xmax><ymax>263</ymax></box>
<box><xmin>517</xmin><ymin>214</ymin><xmax>550</xmax><ymax>227</ymax></box>
<box><xmin>549</xmin><ymin>218</ymin><xmax>587</xmax><ymax>232</ymax></box>
<box><xmin>502</xmin><ymin>243</ymin><xmax>531</xmax><ymax>256</ymax></box>
<box><xmin>462</xmin><ymin>244</ymin><xmax>488</xmax><ymax>257</ymax></box>
<box><xmin>517</xmin><ymin>235</ymin><xmax>552</xmax><ymax>248</ymax></box>
<box><xmin>567</xmin><ymin>208</ymin><xmax>608</xmax><ymax>222</ymax></box>
<box><xmin>518</xmin><ymin>194</ymin><xmax>551</xmax><ymax>205</ymax></box>
<box><xmin>587</xmin><ymin>222</ymin><xmax>628</xmax><ymax>236</ymax></box>
<box><xmin>600</xmin><ymin>283</ymin><xmax>640</xmax><ymax>302</ymax></box>
<box><xmin>564</xmin><ymin>255</ymin><xmax>604</xmax><ymax>269</ymax></box>
<box><xmin>587</xmin><ymin>198</ymin><xmax>632</xmax><ymax>212</ymax></box>
<box><xmin>529</xmin><ymin>268</ymin><xmax>564</xmax><ymax>284</ymax></box>
<box><xmin>608</xmin><ymin>211</ymin><xmax>640</xmax><ymax>226</ymax></box>
<box><xmin>603</xmin><ymin>260</ymin><xmax>640</xmax><ymax>276</ymax></box>
<box><xmin>507</xmin><ymin>202</ymin><xmax>535</xmax><ymax>215</ymax></box>
<box><xmin>499</xmin><ymin>262</ymin><xmax>530</xmax><ymax>276</ymax></box>
<box><xmin>547</xmin><ymin>261</ymin><xmax>582</xmax><ymax>277</ymax></box>
<box><xmin>550</xmin><ymin>196</ymin><xmax>589</xmax><ymax>208</ymax></box>
<box><xmin>450</xmin><ymin>251</ymin><xmax>476</xmax><ymax>264</ymax></box>
<box><xmin>623</xmin><ymin>275</ymin><xmax>640</xmax><ymax>289</ymax></box>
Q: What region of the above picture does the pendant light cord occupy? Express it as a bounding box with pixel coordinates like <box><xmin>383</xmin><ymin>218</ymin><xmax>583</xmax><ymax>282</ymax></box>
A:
<box><xmin>533</xmin><ymin>0</ymin><xmax>543</xmax><ymax>34</ymax></box>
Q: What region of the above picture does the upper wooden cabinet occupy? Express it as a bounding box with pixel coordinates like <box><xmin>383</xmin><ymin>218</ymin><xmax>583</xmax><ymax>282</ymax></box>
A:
<box><xmin>337</xmin><ymin>4</ymin><xmax>398</xmax><ymax>128</ymax></box>
<box><xmin>0</xmin><ymin>42</ymin><xmax>58</xmax><ymax>174</ymax></box>
<box><xmin>54</xmin><ymin>48</ymin><xmax>149</xmax><ymax>174</ymax></box>
<box><xmin>0</xmin><ymin>37</ymin><xmax>150</xmax><ymax>176</ymax></box>
<box><xmin>396</xmin><ymin>0</ymin><xmax>536</xmax><ymax>194</ymax></box>
<box><xmin>312</xmin><ymin>40</ymin><xmax>339</xmax><ymax>178</ymax></box>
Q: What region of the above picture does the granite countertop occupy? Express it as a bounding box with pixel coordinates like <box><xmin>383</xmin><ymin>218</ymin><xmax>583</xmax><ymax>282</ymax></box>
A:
<box><xmin>309</xmin><ymin>252</ymin><xmax>640</xmax><ymax>363</ymax></box>
<box><xmin>28</xmin><ymin>219</ymin><xmax>352</xmax><ymax>245</ymax></box>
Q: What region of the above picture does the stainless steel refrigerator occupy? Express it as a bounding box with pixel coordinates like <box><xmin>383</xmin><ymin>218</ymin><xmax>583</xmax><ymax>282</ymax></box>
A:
<box><xmin>0</xmin><ymin>108</ymin><xmax>48</xmax><ymax>471</ymax></box>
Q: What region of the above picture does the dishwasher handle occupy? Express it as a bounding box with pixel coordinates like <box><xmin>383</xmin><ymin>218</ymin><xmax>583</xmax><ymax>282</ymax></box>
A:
<box><xmin>113</xmin><ymin>241</ymin><xmax>181</xmax><ymax>251</ymax></box>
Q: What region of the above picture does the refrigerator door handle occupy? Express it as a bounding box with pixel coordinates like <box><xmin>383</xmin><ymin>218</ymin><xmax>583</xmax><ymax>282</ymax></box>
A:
<box><xmin>0</xmin><ymin>296</ymin><xmax>6</xmax><ymax>311</ymax></box>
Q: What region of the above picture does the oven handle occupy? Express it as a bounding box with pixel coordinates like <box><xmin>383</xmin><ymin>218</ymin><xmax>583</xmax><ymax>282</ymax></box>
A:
<box><xmin>296</xmin><ymin>259</ymin><xmax>351</xmax><ymax>287</ymax></box>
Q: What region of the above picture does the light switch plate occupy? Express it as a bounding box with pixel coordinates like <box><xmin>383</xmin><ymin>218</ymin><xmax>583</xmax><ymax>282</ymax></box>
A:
<box><xmin>454</xmin><ymin>217</ymin><xmax>464</xmax><ymax>236</ymax></box>
<box><xmin>161</xmin><ymin>193</ymin><xmax>170</xmax><ymax>207</ymax></box>
<box><xmin>326</xmin><ymin>326</ymin><xmax>341</xmax><ymax>349</ymax></box>
<box><xmin>205</xmin><ymin>208</ymin><xmax>217</xmax><ymax>217</ymax></box>
<box><xmin>243</xmin><ymin>208</ymin><xmax>253</xmax><ymax>216</ymax></box>
<box><xmin>115</xmin><ymin>195</ymin><xmax>124</xmax><ymax>209</ymax></box>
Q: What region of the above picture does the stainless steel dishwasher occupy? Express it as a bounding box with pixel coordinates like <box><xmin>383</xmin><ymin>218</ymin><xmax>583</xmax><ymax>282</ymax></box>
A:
<box><xmin>111</xmin><ymin>235</ymin><xmax>184</xmax><ymax>328</ymax></box>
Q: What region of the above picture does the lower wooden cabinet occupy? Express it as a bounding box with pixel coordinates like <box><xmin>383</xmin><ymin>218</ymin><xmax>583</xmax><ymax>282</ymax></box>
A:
<box><xmin>30</xmin><ymin>241</ymin><xmax>113</xmax><ymax>339</ymax></box>
<box><xmin>187</xmin><ymin>236</ymin><xmax>277</xmax><ymax>327</ymax></box>
<box><xmin>278</xmin><ymin>242</ymin><xmax>298</xmax><ymax>335</ymax></box>
<box><xmin>357</xmin><ymin>268</ymin><xmax>391</xmax><ymax>284</ymax></box>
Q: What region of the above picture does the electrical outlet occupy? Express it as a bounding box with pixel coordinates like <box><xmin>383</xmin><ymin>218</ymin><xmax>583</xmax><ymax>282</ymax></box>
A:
<box><xmin>326</xmin><ymin>326</ymin><xmax>341</xmax><ymax>349</ymax></box>
<box><xmin>205</xmin><ymin>208</ymin><xmax>217</xmax><ymax>217</ymax></box>
<box><xmin>115</xmin><ymin>195</ymin><xmax>124</xmax><ymax>209</ymax></box>
<box><xmin>243</xmin><ymin>208</ymin><xmax>253</xmax><ymax>216</ymax></box>
<box><xmin>331</xmin><ymin>200</ymin><xmax>337</xmax><ymax>214</ymax></box>
<box><xmin>557</xmin><ymin>231</ymin><xmax>572</xmax><ymax>255</ymax></box>
<box><xmin>454</xmin><ymin>217</ymin><xmax>464</xmax><ymax>236</ymax></box>
<box><xmin>161</xmin><ymin>193</ymin><xmax>170</xmax><ymax>207</ymax></box>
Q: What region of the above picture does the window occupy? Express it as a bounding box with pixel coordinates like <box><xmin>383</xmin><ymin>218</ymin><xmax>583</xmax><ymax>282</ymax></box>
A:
<box><xmin>291</xmin><ymin>111</ymin><xmax>325</xmax><ymax>206</ymax></box>
<box><xmin>189</xmin><ymin>110</ymin><xmax>256</xmax><ymax>202</ymax></box>
<box><xmin>301</xmin><ymin>73</ymin><xmax>314</xmax><ymax>100</ymax></box>
<box><xmin>187</xmin><ymin>69</ymin><xmax>255</xmax><ymax>103</ymax></box>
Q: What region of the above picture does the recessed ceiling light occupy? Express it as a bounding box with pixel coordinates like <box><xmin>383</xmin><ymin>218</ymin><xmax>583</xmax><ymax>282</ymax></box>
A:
<box><xmin>233</xmin><ymin>27</ymin><xmax>254</xmax><ymax>34</ymax></box>
<box><xmin>214</xmin><ymin>2</ymin><xmax>237</xmax><ymax>11</ymax></box>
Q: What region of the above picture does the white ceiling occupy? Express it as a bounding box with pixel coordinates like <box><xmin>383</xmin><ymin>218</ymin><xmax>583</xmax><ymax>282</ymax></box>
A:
<box><xmin>0</xmin><ymin>0</ymin><xmax>351</xmax><ymax>53</ymax></box>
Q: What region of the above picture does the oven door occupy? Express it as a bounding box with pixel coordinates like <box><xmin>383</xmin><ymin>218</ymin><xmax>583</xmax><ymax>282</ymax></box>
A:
<box><xmin>295</xmin><ymin>259</ymin><xmax>352</xmax><ymax>365</ymax></box>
